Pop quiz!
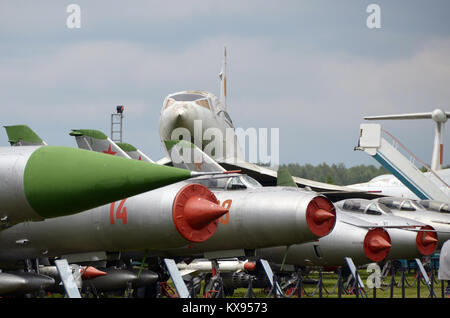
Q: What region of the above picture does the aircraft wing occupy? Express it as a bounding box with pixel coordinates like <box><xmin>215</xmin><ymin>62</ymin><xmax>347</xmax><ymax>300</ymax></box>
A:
<box><xmin>338</xmin><ymin>212</ymin><xmax>379</xmax><ymax>228</ymax></box>
<box><xmin>156</xmin><ymin>153</ymin><xmax>383</xmax><ymax>201</ymax></box>
<box><xmin>218</xmin><ymin>158</ymin><xmax>384</xmax><ymax>202</ymax></box>
<box><xmin>338</xmin><ymin>211</ymin><xmax>428</xmax><ymax>230</ymax></box>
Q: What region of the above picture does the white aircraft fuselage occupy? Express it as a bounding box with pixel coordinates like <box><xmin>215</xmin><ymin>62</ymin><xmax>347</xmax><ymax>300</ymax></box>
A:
<box><xmin>159</xmin><ymin>90</ymin><xmax>241</xmax><ymax>161</ymax></box>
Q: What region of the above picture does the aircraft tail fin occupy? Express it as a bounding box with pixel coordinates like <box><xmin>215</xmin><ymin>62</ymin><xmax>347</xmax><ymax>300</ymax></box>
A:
<box><xmin>4</xmin><ymin>125</ymin><xmax>47</xmax><ymax>146</ymax></box>
<box><xmin>116</xmin><ymin>142</ymin><xmax>155</xmax><ymax>163</ymax></box>
<box><xmin>277</xmin><ymin>168</ymin><xmax>298</xmax><ymax>188</ymax></box>
<box><xmin>219</xmin><ymin>47</ymin><xmax>227</xmax><ymax>109</ymax></box>
<box><xmin>69</xmin><ymin>129</ymin><xmax>131</xmax><ymax>159</ymax></box>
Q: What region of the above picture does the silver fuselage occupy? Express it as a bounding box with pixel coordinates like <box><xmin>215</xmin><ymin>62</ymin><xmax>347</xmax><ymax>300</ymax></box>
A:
<box><xmin>0</xmin><ymin>182</ymin><xmax>329</xmax><ymax>266</ymax></box>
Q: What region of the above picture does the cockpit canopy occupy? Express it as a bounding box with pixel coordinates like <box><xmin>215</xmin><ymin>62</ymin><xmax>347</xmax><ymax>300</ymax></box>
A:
<box><xmin>378</xmin><ymin>197</ymin><xmax>424</xmax><ymax>212</ymax></box>
<box><xmin>225</xmin><ymin>175</ymin><xmax>262</xmax><ymax>190</ymax></box>
<box><xmin>337</xmin><ymin>199</ymin><xmax>393</xmax><ymax>216</ymax></box>
<box><xmin>195</xmin><ymin>174</ymin><xmax>262</xmax><ymax>191</ymax></box>
<box><xmin>420</xmin><ymin>200</ymin><xmax>450</xmax><ymax>213</ymax></box>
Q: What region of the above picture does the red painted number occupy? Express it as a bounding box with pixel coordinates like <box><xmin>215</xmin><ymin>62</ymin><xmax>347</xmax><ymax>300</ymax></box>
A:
<box><xmin>109</xmin><ymin>199</ymin><xmax>128</xmax><ymax>224</ymax></box>
<box><xmin>217</xmin><ymin>199</ymin><xmax>232</xmax><ymax>225</ymax></box>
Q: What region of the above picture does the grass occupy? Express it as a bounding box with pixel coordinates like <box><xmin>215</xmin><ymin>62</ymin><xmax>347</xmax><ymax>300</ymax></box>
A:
<box><xmin>229</xmin><ymin>270</ymin><xmax>447</xmax><ymax>299</ymax></box>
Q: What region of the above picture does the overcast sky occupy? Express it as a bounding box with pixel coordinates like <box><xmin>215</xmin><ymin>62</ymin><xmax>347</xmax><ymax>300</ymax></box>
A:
<box><xmin>0</xmin><ymin>1</ymin><xmax>449</xmax><ymax>167</ymax></box>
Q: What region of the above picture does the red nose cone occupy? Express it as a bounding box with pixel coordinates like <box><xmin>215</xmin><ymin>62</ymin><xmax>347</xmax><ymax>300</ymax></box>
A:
<box><xmin>244</xmin><ymin>262</ymin><xmax>256</xmax><ymax>271</ymax></box>
<box><xmin>173</xmin><ymin>183</ymin><xmax>227</xmax><ymax>243</ymax></box>
<box><xmin>184</xmin><ymin>197</ymin><xmax>229</xmax><ymax>229</ymax></box>
<box><xmin>367</xmin><ymin>236</ymin><xmax>391</xmax><ymax>252</ymax></box>
<box><xmin>306</xmin><ymin>196</ymin><xmax>336</xmax><ymax>237</ymax></box>
<box><xmin>312</xmin><ymin>209</ymin><xmax>336</xmax><ymax>223</ymax></box>
<box><xmin>363</xmin><ymin>228</ymin><xmax>391</xmax><ymax>262</ymax></box>
<box><xmin>81</xmin><ymin>266</ymin><xmax>107</xmax><ymax>280</ymax></box>
<box><xmin>416</xmin><ymin>225</ymin><xmax>438</xmax><ymax>256</ymax></box>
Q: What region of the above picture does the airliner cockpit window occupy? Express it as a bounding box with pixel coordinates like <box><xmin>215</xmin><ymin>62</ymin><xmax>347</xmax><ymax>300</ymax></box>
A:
<box><xmin>223</xmin><ymin>111</ymin><xmax>233</xmax><ymax>125</ymax></box>
<box><xmin>164</xmin><ymin>98</ymin><xmax>175</xmax><ymax>109</ymax></box>
<box><xmin>171</xmin><ymin>93</ymin><xmax>205</xmax><ymax>101</ymax></box>
<box><xmin>195</xmin><ymin>99</ymin><xmax>211</xmax><ymax>109</ymax></box>
<box><xmin>169</xmin><ymin>93</ymin><xmax>211</xmax><ymax>110</ymax></box>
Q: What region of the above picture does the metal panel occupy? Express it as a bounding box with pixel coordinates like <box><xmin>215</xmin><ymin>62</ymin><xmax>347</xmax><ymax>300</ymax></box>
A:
<box><xmin>260</xmin><ymin>259</ymin><xmax>282</xmax><ymax>296</ymax></box>
<box><xmin>163</xmin><ymin>258</ymin><xmax>190</xmax><ymax>298</ymax></box>
<box><xmin>359</xmin><ymin>124</ymin><xmax>381</xmax><ymax>148</ymax></box>
<box><xmin>55</xmin><ymin>259</ymin><xmax>82</xmax><ymax>298</ymax></box>
<box><xmin>345</xmin><ymin>257</ymin><xmax>365</xmax><ymax>289</ymax></box>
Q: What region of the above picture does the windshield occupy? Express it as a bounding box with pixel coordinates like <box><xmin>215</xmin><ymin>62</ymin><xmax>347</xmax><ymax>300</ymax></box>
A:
<box><xmin>341</xmin><ymin>200</ymin><xmax>366</xmax><ymax>213</ymax></box>
<box><xmin>241</xmin><ymin>175</ymin><xmax>262</xmax><ymax>188</ymax></box>
<box><xmin>226</xmin><ymin>176</ymin><xmax>247</xmax><ymax>190</ymax></box>
<box><xmin>369</xmin><ymin>203</ymin><xmax>393</xmax><ymax>215</ymax></box>
<box><xmin>340</xmin><ymin>199</ymin><xmax>392</xmax><ymax>216</ymax></box>
<box><xmin>171</xmin><ymin>93</ymin><xmax>205</xmax><ymax>101</ymax></box>
<box><xmin>224</xmin><ymin>176</ymin><xmax>262</xmax><ymax>190</ymax></box>
<box><xmin>166</xmin><ymin>93</ymin><xmax>212</xmax><ymax>110</ymax></box>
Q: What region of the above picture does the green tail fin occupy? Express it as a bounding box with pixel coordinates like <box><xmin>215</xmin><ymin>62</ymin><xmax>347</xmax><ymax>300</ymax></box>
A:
<box><xmin>4</xmin><ymin>125</ymin><xmax>45</xmax><ymax>146</ymax></box>
<box><xmin>277</xmin><ymin>168</ymin><xmax>298</xmax><ymax>188</ymax></box>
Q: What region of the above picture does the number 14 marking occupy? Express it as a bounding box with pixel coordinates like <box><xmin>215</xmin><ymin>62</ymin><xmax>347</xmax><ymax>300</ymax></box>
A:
<box><xmin>110</xmin><ymin>199</ymin><xmax>127</xmax><ymax>224</ymax></box>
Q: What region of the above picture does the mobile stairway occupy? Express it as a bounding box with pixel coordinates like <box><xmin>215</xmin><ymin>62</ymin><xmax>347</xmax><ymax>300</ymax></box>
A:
<box><xmin>355</xmin><ymin>124</ymin><xmax>449</xmax><ymax>203</ymax></box>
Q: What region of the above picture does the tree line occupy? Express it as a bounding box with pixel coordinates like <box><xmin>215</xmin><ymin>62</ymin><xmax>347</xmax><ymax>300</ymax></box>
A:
<box><xmin>279</xmin><ymin>163</ymin><xmax>389</xmax><ymax>185</ymax></box>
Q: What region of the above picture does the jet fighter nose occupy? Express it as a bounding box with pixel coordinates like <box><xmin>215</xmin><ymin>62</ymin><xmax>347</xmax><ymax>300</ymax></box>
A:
<box><xmin>305</xmin><ymin>196</ymin><xmax>336</xmax><ymax>237</ymax></box>
<box><xmin>363</xmin><ymin>228</ymin><xmax>392</xmax><ymax>262</ymax></box>
<box><xmin>416</xmin><ymin>225</ymin><xmax>438</xmax><ymax>255</ymax></box>
<box><xmin>172</xmin><ymin>183</ymin><xmax>228</xmax><ymax>243</ymax></box>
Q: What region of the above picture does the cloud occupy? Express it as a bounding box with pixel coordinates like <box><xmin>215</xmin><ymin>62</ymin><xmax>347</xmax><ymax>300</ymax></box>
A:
<box><xmin>1</xmin><ymin>2</ymin><xmax>449</xmax><ymax>165</ymax></box>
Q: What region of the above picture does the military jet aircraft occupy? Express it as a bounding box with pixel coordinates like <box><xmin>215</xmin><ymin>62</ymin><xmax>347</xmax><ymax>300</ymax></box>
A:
<box><xmin>67</xmin><ymin>129</ymin><xmax>337</xmax><ymax>257</ymax></box>
<box><xmin>0</xmin><ymin>127</ymin><xmax>337</xmax><ymax>297</ymax></box>
<box><xmin>0</xmin><ymin>126</ymin><xmax>237</xmax><ymax>296</ymax></box>
<box><xmin>347</xmin><ymin>169</ymin><xmax>450</xmax><ymax>200</ymax></box>
<box><xmin>256</xmin><ymin>171</ymin><xmax>438</xmax><ymax>268</ymax></box>
<box><xmin>77</xmin><ymin>130</ymin><xmax>435</xmax><ymax>266</ymax></box>
<box><xmin>0</xmin><ymin>125</ymin><xmax>205</xmax><ymax>228</ymax></box>
<box><xmin>373</xmin><ymin>197</ymin><xmax>450</xmax><ymax>247</ymax></box>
